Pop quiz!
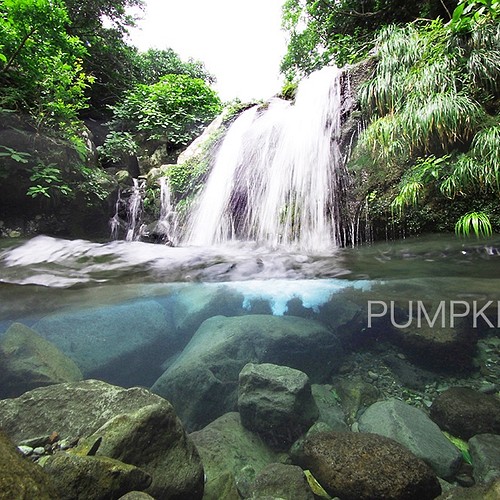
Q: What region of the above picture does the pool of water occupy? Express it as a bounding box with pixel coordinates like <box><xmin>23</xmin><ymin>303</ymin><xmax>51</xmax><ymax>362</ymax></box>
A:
<box><xmin>0</xmin><ymin>234</ymin><xmax>499</xmax><ymax>392</ymax></box>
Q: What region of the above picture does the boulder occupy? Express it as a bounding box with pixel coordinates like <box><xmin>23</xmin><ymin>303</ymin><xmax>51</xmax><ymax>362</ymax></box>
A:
<box><xmin>41</xmin><ymin>452</ymin><xmax>151</xmax><ymax>500</ymax></box>
<box><xmin>118</xmin><ymin>493</ymin><xmax>155</xmax><ymax>500</ymax></box>
<box><xmin>311</xmin><ymin>384</ymin><xmax>349</xmax><ymax>431</ymax></box>
<box><xmin>385</xmin><ymin>321</ymin><xmax>477</xmax><ymax>371</ymax></box>
<box><xmin>32</xmin><ymin>299</ymin><xmax>173</xmax><ymax>386</ymax></box>
<box><xmin>238</xmin><ymin>363</ymin><xmax>319</xmax><ymax>450</ymax></box>
<box><xmin>0</xmin><ymin>322</ymin><xmax>82</xmax><ymax>398</ymax></box>
<box><xmin>0</xmin><ymin>380</ymin><xmax>204</xmax><ymax>499</ymax></box>
<box><xmin>152</xmin><ymin>315</ymin><xmax>343</xmax><ymax>431</ymax></box>
<box><xmin>468</xmin><ymin>434</ymin><xmax>500</xmax><ymax>484</ymax></box>
<box><xmin>169</xmin><ymin>284</ymin><xmax>246</xmax><ymax>342</ymax></box>
<box><xmin>437</xmin><ymin>478</ymin><xmax>500</xmax><ymax>499</ymax></box>
<box><xmin>0</xmin><ymin>430</ymin><xmax>57</xmax><ymax>500</ymax></box>
<box><xmin>358</xmin><ymin>399</ymin><xmax>462</xmax><ymax>479</ymax></box>
<box><xmin>189</xmin><ymin>412</ymin><xmax>280</xmax><ymax>500</ymax></box>
<box><xmin>247</xmin><ymin>463</ymin><xmax>315</xmax><ymax>500</ymax></box>
<box><xmin>297</xmin><ymin>431</ymin><xmax>441</xmax><ymax>500</ymax></box>
<box><xmin>335</xmin><ymin>375</ymin><xmax>380</xmax><ymax>424</ymax></box>
<box><xmin>430</xmin><ymin>387</ymin><xmax>500</xmax><ymax>440</ymax></box>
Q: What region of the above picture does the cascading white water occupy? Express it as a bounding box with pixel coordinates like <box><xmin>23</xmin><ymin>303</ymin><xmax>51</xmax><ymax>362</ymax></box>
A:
<box><xmin>183</xmin><ymin>66</ymin><xmax>350</xmax><ymax>251</ymax></box>
<box><xmin>155</xmin><ymin>177</ymin><xmax>178</xmax><ymax>245</ymax></box>
<box><xmin>125</xmin><ymin>178</ymin><xmax>145</xmax><ymax>242</ymax></box>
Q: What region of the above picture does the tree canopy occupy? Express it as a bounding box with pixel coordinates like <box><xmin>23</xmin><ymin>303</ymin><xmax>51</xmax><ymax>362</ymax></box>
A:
<box><xmin>280</xmin><ymin>0</ymin><xmax>458</xmax><ymax>79</ymax></box>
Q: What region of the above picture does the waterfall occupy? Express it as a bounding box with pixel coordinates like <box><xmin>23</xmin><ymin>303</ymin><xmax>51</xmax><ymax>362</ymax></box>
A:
<box><xmin>125</xmin><ymin>178</ymin><xmax>145</xmax><ymax>242</ymax></box>
<box><xmin>154</xmin><ymin>177</ymin><xmax>178</xmax><ymax>245</ymax></box>
<box><xmin>183</xmin><ymin>66</ymin><xmax>351</xmax><ymax>251</ymax></box>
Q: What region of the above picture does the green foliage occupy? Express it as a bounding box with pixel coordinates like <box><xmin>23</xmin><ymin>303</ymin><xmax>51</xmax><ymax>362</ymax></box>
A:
<box><xmin>0</xmin><ymin>0</ymin><xmax>91</xmax><ymax>131</ymax></box>
<box><xmin>449</xmin><ymin>0</ymin><xmax>499</xmax><ymax>32</ymax></box>
<box><xmin>135</xmin><ymin>48</ymin><xmax>215</xmax><ymax>86</ymax></box>
<box><xmin>280</xmin><ymin>0</ymin><xmax>456</xmax><ymax>79</ymax></box>
<box><xmin>97</xmin><ymin>131</ymin><xmax>138</xmax><ymax>163</ymax></box>
<box><xmin>104</xmin><ymin>74</ymin><xmax>222</xmax><ymax>157</ymax></box>
<box><xmin>455</xmin><ymin>210</ymin><xmax>493</xmax><ymax>237</ymax></box>
<box><xmin>353</xmin><ymin>15</ymin><xmax>499</xmax><ymax>237</ymax></box>
<box><xmin>63</xmin><ymin>0</ymin><xmax>144</xmax><ymax>114</ymax></box>
<box><xmin>0</xmin><ymin>145</ymin><xmax>30</xmax><ymax>164</ymax></box>
<box><xmin>27</xmin><ymin>162</ymin><xmax>73</xmax><ymax>199</ymax></box>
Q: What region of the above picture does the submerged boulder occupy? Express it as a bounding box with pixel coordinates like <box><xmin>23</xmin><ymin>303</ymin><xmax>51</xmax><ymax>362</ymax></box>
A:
<box><xmin>41</xmin><ymin>453</ymin><xmax>151</xmax><ymax>500</ymax></box>
<box><xmin>468</xmin><ymin>433</ymin><xmax>500</xmax><ymax>484</ymax></box>
<box><xmin>297</xmin><ymin>431</ymin><xmax>441</xmax><ymax>500</ymax></box>
<box><xmin>0</xmin><ymin>322</ymin><xmax>83</xmax><ymax>398</ymax></box>
<box><xmin>189</xmin><ymin>412</ymin><xmax>280</xmax><ymax>500</ymax></box>
<box><xmin>246</xmin><ymin>462</ymin><xmax>315</xmax><ymax>500</ymax></box>
<box><xmin>0</xmin><ymin>430</ymin><xmax>57</xmax><ymax>500</ymax></box>
<box><xmin>31</xmin><ymin>299</ymin><xmax>173</xmax><ymax>386</ymax></box>
<box><xmin>430</xmin><ymin>387</ymin><xmax>500</xmax><ymax>440</ymax></box>
<box><xmin>358</xmin><ymin>399</ymin><xmax>462</xmax><ymax>479</ymax></box>
<box><xmin>151</xmin><ymin>314</ymin><xmax>343</xmax><ymax>431</ymax></box>
<box><xmin>238</xmin><ymin>363</ymin><xmax>319</xmax><ymax>450</ymax></box>
<box><xmin>0</xmin><ymin>379</ymin><xmax>204</xmax><ymax>499</ymax></box>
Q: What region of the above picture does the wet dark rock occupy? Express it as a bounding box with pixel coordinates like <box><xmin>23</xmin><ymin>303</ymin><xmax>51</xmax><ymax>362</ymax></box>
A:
<box><xmin>383</xmin><ymin>354</ymin><xmax>437</xmax><ymax>390</ymax></box>
<box><xmin>0</xmin><ymin>379</ymin><xmax>204</xmax><ymax>499</ymax></box>
<box><xmin>41</xmin><ymin>452</ymin><xmax>151</xmax><ymax>500</ymax></box>
<box><xmin>358</xmin><ymin>399</ymin><xmax>462</xmax><ymax>479</ymax></box>
<box><xmin>151</xmin><ymin>315</ymin><xmax>343</xmax><ymax>431</ymax></box>
<box><xmin>189</xmin><ymin>412</ymin><xmax>280</xmax><ymax>500</ymax></box>
<box><xmin>430</xmin><ymin>387</ymin><xmax>500</xmax><ymax>440</ymax></box>
<box><xmin>385</xmin><ymin>321</ymin><xmax>478</xmax><ymax>372</ymax></box>
<box><xmin>335</xmin><ymin>375</ymin><xmax>380</xmax><ymax>424</ymax></box>
<box><xmin>247</xmin><ymin>463</ymin><xmax>315</xmax><ymax>500</ymax></box>
<box><xmin>311</xmin><ymin>384</ymin><xmax>349</xmax><ymax>431</ymax></box>
<box><xmin>0</xmin><ymin>322</ymin><xmax>82</xmax><ymax>398</ymax></box>
<box><xmin>468</xmin><ymin>433</ymin><xmax>500</xmax><ymax>484</ymax></box>
<box><xmin>437</xmin><ymin>478</ymin><xmax>500</xmax><ymax>499</ymax></box>
<box><xmin>0</xmin><ymin>430</ymin><xmax>57</xmax><ymax>499</ymax></box>
<box><xmin>238</xmin><ymin>363</ymin><xmax>319</xmax><ymax>450</ymax></box>
<box><xmin>297</xmin><ymin>431</ymin><xmax>441</xmax><ymax>500</ymax></box>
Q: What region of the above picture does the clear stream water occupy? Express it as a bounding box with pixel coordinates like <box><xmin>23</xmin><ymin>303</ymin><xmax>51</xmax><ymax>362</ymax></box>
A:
<box><xmin>1</xmin><ymin>233</ymin><xmax>499</xmax><ymax>330</ymax></box>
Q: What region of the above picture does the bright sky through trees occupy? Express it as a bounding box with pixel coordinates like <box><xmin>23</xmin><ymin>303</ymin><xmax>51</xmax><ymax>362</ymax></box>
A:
<box><xmin>127</xmin><ymin>0</ymin><xmax>287</xmax><ymax>101</ymax></box>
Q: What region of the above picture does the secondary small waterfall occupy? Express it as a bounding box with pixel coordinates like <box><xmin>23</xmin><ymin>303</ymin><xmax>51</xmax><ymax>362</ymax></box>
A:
<box><xmin>183</xmin><ymin>66</ymin><xmax>352</xmax><ymax>251</ymax></box>
<box><xmin>154</xmin><ymin>177</ymin><xmax>178</xmax><ymax>245</ymax></box>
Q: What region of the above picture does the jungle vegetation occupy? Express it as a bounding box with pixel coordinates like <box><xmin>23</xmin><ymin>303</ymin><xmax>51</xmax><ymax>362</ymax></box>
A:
<box><xmin>281</xmin><ymin>0</ymin><xmax>500</xmax><ymax>237</ymax></box>
<box><xmin>0</xmin><ymin>0</ymin><xmax>221</xmax><ymax>206</ymax></box>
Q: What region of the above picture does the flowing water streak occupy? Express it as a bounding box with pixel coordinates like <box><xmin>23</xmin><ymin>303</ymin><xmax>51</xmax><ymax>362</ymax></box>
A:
<box><xmin>184</xmin><ymin>106</ymin><xmax>259</xmax><ymax>245</ymax></box>
<box><xmin>183</xmin><ymin>66</ymin><xmax>349</xmax><ymax>251</ymax></box>
<box><xmin>155</xmin><ymin>177</ymin><xmax>178</xmax><ymax>244</ymax></box>
<box><xmin>125</xmin><ymin>178</ymin><xmax>145</xmax><ymax>242</ymax></box>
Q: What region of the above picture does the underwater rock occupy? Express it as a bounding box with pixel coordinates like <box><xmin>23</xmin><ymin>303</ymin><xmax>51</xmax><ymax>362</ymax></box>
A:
<box><xmin>238</xmin><ymin>363</ymin><xmax>319</xmax><ymax>450</ymax></box>
<box><xmin>0</xmin><ymin>322</ymin><xmax>83</xmax><ymax>398</ymax></box>
<box><xmin>358</xmin><ymin>399</ymin><xmax>462</xmax><ymax>480</ymax></box>
<box><xmin>334</xmin><ymin>375</ymin><xmax>380</xmax><ymax>424</ymax></box>
<box><xmin>384</xmin><ymin>321</ymin><xmax>478</xmax><ymax>372</ymax></box>
<box><xmin>151</xmin><ymin>314</ymin><xmax>343</xmax><ymax>431</ymax></box>
<box><xmin>0</xmin><ymin>430</ymin><xmax>57</xmax><ymax>500</ymax></box>
<box><xmin>0</xmin><ymin>379</ymin><xmax>204</xmax><ymax>499</ymax></box>
<box><xmin>469</xmin><ymin>433</ymin><xmax>500</xmax><ymax>484</ymax></box>
<box><xmin>311</xmin><ymin>384</ymin><xmax>349</xmax><ymax>431</ymax></box>
<box><xmin>170</xmin><ymin>285</ymin><xmax>247</xmax><ymax>343</ymax></box>
<box><xmin>189</xmin><ymin>412</ymin><xmax>280</xmax><ymax>500</ymax></box>
<box><xmin>246</xmin><ymin>462</ymin><xmax>315</xmax><ymax>500</ymax></box>
<box><xmin>430</xmin><ymin>387</ymin><xmax>500</xmax><ymax>440</ymax></box>
<box><xmin>41</xmin><ymin>452</ymin><xmax>151</xmax><ymax>500</ymax></box>
<box><xmin>31</xmin><ymin>299</ymin><xmax>173</xmax><ymax>386</ymax></box>
<box><xmin>436</xmin><ymin>478</ymin><xmax>500</xmax><ymax>499</ymax></box>
<box><xmin>297</xmin><ymin>431</ymin><xmax>441</xmax><ymax>500</ymax></box>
